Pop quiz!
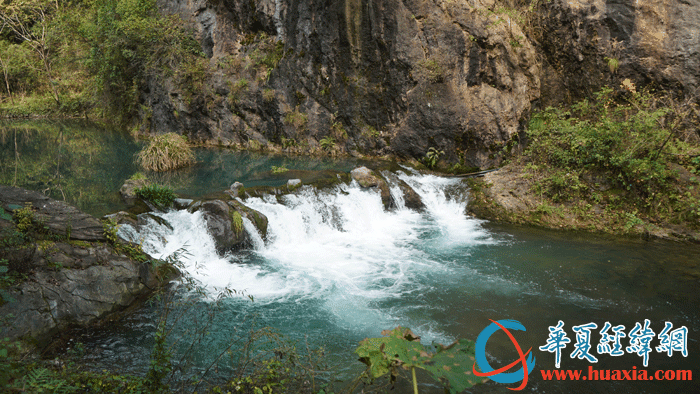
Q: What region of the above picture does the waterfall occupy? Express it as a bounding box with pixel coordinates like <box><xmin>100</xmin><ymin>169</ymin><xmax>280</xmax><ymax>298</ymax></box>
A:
<box><xmin>118</xmin><ymin>172</ymin><xmax>496</xmax><ymax>340</ymax></box>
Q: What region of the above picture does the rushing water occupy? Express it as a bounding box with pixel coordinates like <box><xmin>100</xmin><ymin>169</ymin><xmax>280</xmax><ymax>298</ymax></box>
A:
<box><xmin>106</xmin><ymin>172</ymin><xmax>700</xmax><ymax>393</ymax></box>
<box><xmin>2</xmin><ymin>121</ymin><xmax>699</xmax><ymax>393</ymax></box>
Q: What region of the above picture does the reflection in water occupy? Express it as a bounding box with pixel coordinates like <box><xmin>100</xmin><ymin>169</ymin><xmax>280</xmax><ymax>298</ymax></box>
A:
<box><xmin>0</xmin><ymin>120</ymin><xmax>373</xmax><ymax>216</ymax></box>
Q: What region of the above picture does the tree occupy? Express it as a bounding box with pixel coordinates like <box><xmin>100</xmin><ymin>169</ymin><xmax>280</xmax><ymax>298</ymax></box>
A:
<box><xmin>0</xmin><ymin>0</ymin><xmax>60</xmax><ymax>105</ymax></box>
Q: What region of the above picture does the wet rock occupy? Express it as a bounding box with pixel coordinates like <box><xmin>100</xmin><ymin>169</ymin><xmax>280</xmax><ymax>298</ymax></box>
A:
<box><xmin>351</xmin><ymin>167</ymin><xmax>382</xmax><ymax>188</ymax></box>
<box><xmin>140</xmin><ymin>213</ymin><xmax>174</xmax><ymax>231</ymax></box>
<box><xmin>0</xmin><ymin>185</ymin><xmax>105</xmax><ymax>241</ymax></box>
<box><xmin>351</xmin><ymin>167</ymin><xmax>393</xmax><ymax>209</ymax></box>
<box><xmin>191</xmin><ymin>199</ymin><xmax>268</xmax><ymax>254</ymax></box>
<box><xmin>228</xmin><ymin>199</ymin><xmax>268</xmax><ymax>238</ymax></box>
<box><xmin>104</xmin><ymin>211</ymin><xmax>138</xmax><ymax>227</ymax></box>
<box><xmin>229</xmin><ymin>182</ymin><xmax>245</xmax><ymax>198</ymax></box>
<box><xmin>173</xmin><ymin>198</ymin><xmax>194</xmax><ymax>209</ymax></box>
<box><xmin>194</xmin><ymin>200</ymin><xmax>244</xmax><ymax>254</ymax></box>
<box><xmin>397</xmin><ymin>179</ymin><xmax>425</xmax><ymax>210</ymax></box>
<box><xmin>0</xmin><ymin>186</ymin><xmax>178</xmax><ymax>345</ymax></box>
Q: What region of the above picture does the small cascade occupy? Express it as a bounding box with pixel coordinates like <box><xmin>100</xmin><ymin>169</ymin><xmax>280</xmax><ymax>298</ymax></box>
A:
<box><xmin>118</xmin><ymin>171</ymin><xmax>496</xmax><ymax>341</ymax></box>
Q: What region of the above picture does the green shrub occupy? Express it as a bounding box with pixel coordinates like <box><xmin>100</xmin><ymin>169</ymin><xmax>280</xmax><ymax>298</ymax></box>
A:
<box><xmin>524</xmin><ymin>86</ymin><xmax>700</xmax><ymax>227</ymax></box>
<box><xmin>135</xmin><ymin>184</ymin><xmax>176</xmax><ymax>207</ymax></box>
<box><xmin>283</xmin><ymin>109</ymin><xmax>308</xmax><ymax>130</ymax></box>
<box><xmin>136</xmin><ymin>133</ymin><xmax>195</xmax><ymax>172</ymax></box>
<box><xmin>270</xmin><ymin>165</ymin><xmax>289</xmax><ymax>174</ymax></box>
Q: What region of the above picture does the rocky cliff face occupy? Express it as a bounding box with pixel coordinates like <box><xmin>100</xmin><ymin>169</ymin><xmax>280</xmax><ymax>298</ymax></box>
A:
<box><xmin>536</xmin><ymin>0</ymin><xmax>700</xmax><ymax>105</ymax></box>
<box><xmin>142</xmin><ymin>0</ymin><xmax>698</xmax><ymax>168</ymax></box>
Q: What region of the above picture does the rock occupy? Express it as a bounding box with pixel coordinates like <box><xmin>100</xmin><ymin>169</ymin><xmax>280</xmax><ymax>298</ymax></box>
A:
<box><xmin>0</xmin><ymin>185</ymin><xmax>106</xmax><ymax>241</ymax></box>
<box><xmin>0</xmin><ymin>186</ymin><xmax>178</xmax><ymax>345</ymax></box>
<box><xmin>286</xmin><ymin>179</ymin><xmax>302</xmax><ymax>187</ymax></box>
<box><xmin>350</xmin><ymin>167</ymin><xmax>382</xmax><ymax>188</ymax></box>
<box><xmin>397</xmin><ymin>179</ymin><xmax>425</xmax><ymax>210</ymax></box>
<box><xmin>536</xmin><ymin>0</ymin><xmax>700</xmax><ymax>105</ymax></box>
<box><xmin>191</xmin><ymin>199</ymin><xmax>268</xmax><ymax>254</ymax></box>
<box><xmin>173</xmin><ymin>198</ymin><xmax>194</xmax><ymax>209</ymax></box>
<box><xmin>350</xmin><ymin>167</ymin><xmax>393</xmax><ymax>209</ymax></box>
<box><xmin>228</xmin><ymin>199</ymin><xmax>268</xmax><ymax>238</ymax></box>
<box><xmin>139</xmin><ymin>213</ymin><xmax>174</xmax><ymax>231</ymax></box>
<box><xmin>104</xmin><ymin>211</ymin><xmax>138</xmax><ymax>227</ymax></box>
<box><xmin>142</xmin><ymin>0</ymin><xmax>541</xmax><ymax>168</ymax></box>
<box><xmin>0</xmin><ymin>254</ymin><xmax>170</xmax><ymax>344</ymax></box>
<box><xmin>119</xmin><ymin>178</ymin><xmax>148</xmax><ymax>200</ymax></box>
<box><xmin>229</xmin><ymin>182</ymin><xmax>245</xmax><ymax>198</ymax></box>
<box><xmin>195</xmin><ymin>200</ymin><xmax>245</xmax><ymax>254</ymax></box>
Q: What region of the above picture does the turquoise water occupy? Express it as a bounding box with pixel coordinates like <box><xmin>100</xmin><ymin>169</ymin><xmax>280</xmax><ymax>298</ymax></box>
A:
<box><xmin>2</xmin><ymin>121</ymin><xmax>699</xmax><ymax>393</ymax></box>
<box><xmin>0</xmin><ymin>120</ymin><xmax>370</xmax><ymax>216</ymax></box>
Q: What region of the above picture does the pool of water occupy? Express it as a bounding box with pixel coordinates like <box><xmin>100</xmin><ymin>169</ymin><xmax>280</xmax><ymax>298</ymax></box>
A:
<box><xmin>0</xmin><ymin>120</ymin><xmax>372</xmax><ymax>216</ymax></box>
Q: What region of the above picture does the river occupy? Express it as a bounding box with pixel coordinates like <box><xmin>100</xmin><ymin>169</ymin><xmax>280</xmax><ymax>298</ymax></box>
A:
<box><xmin>2</xmin><ymin>120</ymin><xmax>699</xmax><ymax>393</ymax></box>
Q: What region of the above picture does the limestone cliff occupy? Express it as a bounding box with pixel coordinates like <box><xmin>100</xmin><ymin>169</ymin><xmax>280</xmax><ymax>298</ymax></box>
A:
<box><xmin>141</xmin><ymin>0</ymin><xmax>698</xmax><ymax>168</ymax></box>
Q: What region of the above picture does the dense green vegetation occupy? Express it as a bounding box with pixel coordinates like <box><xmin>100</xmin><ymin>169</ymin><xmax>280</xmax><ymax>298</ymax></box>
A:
<box><xmin>0</xmin><ymin>0</ymin><xmax>203</xmax><ymax>121</ymax></box>
<box><xmin>517</xmin><ymin>84</ymin><xmax>700</xmax><ymax>232</ymax></box>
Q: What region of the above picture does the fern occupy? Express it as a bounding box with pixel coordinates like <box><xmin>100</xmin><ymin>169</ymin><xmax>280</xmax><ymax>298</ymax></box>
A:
<box><xmin>21</xmin><ymin>367</ymin><xmax>77</xmax><ymax>393</ymax></box>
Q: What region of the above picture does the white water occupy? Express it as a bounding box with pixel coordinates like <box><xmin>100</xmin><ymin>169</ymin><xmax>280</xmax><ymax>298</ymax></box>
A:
<box><xmin>118</xmin><ymin>173</ymin><xmax>496</xmax><ymax>341</ymax></box>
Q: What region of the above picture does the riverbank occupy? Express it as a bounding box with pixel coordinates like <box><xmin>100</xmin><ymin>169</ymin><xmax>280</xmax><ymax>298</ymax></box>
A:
<box><xmin>466</xmin><ymin>164</ymin><xmax>700</xmax><ymax>242</ymax></box>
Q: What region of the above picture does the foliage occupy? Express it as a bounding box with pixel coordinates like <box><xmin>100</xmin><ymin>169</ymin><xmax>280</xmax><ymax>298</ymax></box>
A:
<box><xmin>81</xmin><ymin>0</ymin><xmax>204</xmax><ymax>121</ymax></box>
<box><xmin>523</xmin><ymin>85</ymin><xmax>700</xmax><ymax>228</ymax></box>
<box><xmin>262</xmin><ymin>88</ymin><xmax>276</xmax><ymax>103</ymax></box>
<box><xmin>280</xmin><ymin>137</ymin><xmax>296</xmax><ymax>149</ymax></box>
<box><xmin>319</xmin><ymin>136</ymin><xmax>336</xmax><ymax>151</ymax></box>
<box><xmin>135</xmin><ymin>184</ymin><xmax>176</xmax><ymax>207</ymax></box>
<box><xmin>270</xmin><ymin>165</ymin><xmax>289</xmax><ymax>174</ymax></box>
<box><xmin>605</xmin><ymin>57</ymin><xmax>620</xmax><ymax>74</ymax></box>
<box><xmin>12</xmin><ymin>202</ymin><xmax>36</xmax><ymax>234</ymax></box>
<box><xmin>136</xmin><ymin>132</ymin><xmax>195</xmax><ymax>172</ymax></box>
<box><xmin>355</xmin><ymin>327</ymin><xmax>487</xmax><ymax>394</ymax></box>
<box><xmin>284</xmin><ymin>108</ymin><xmax>308</xmax><ymax>130</ymax></box>
<box><xmin>422</xmin><ymin>59</ymin><xmax>444</xmax><ymax>83</ymax></box>
<box><xmin>228</xmin><ymin>78</ymin><xmax>250</xmax><ymax>106</ymax></box>
<box><xmin>423</xmin><ymin>147</ymin><xmax>444</xmax><ymax>170</ymax></box>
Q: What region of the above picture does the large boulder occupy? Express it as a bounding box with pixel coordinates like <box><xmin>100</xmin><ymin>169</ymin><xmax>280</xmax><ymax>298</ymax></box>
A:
<box><xmin>0</xmin><ymin>186</ymin><xmax>176</xmax><ymax>345</ymax></box>
<box><xmin>189</xmin><ymin>198</ymin><xmax>268</xmax><ymax>254</ymax></box>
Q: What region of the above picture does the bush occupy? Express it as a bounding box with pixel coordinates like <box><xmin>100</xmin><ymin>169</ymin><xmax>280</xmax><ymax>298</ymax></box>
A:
<box><xmin>135</xmin><ymin>185</ymin><xmax>176</xmax><ymax>207</ymax></box>
<box><xmin>136</xmin><ymin>133</ymin><xmax>195</xmax><ymax>172</ymax></box>
<box><xmin>523</xmin><ymin>85</ymin><xmax>700</xmax><ymax>226</ymax></box>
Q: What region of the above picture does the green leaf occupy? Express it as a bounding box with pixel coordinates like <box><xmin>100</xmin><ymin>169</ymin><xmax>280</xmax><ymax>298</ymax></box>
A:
<box><xmin>355</xmin><ymin>327</ymin><xmax>486</xmax><ymax>393</ymax></box>
<box><xmin>422</xmin><ymin>338</ymin><xmax>489</xmax><ymax>393</ymax></box>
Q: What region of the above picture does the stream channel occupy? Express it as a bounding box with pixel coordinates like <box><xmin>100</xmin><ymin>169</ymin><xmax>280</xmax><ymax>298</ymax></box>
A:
<box><xmin>2</xmin><ymin>120</ymin><xmax>699</xmax><ymax>393</ymax></box>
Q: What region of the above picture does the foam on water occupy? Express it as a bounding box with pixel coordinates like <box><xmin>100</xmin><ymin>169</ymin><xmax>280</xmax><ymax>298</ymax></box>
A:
<box><xmin>118</xmin><ymin>173</ymin><xmax>497</xmax><ymax>342</ymax></box>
